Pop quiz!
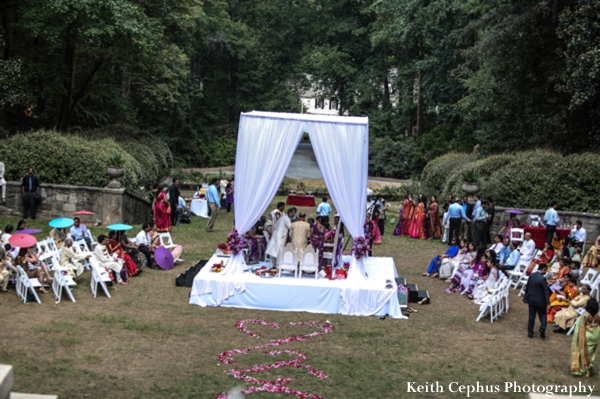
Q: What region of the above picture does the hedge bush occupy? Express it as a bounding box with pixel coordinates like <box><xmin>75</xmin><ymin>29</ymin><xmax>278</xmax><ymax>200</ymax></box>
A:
<box><xmin>369</xmin><ymin>137</ymin><xmax>416</xmax><ymax>179</ymax></box>
<box><xmin>0</xmin><ymin>129</ymin><xmax>171</xmax><ymax>189</ymax></box>
<box><xmin>421</xmin><ymin>150</ymin><xmax>600</xmax><ymax>212</ymax></box>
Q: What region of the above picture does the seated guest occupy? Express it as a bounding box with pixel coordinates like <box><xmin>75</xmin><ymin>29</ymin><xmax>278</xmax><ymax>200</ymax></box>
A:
<box><xmin>15</xmin><ymin>219</ymin><xmax>26</xmax><ymax>232</ymax></box>
<box><xmin>108</xmin><ymin>231</ymin><xmax>139</xmax><ymax>277</ymax></box>
<box><xmin>290</xmin><ymin>212</ymin><xmax>311</xmax><ymax>252</ymax></box>
<box><xmin>117</xmin><ymin>230</ymin><xmax>144</xmax><ymax>270</ymax></box>
<box><xmin>149</xmin><ymin>222</ymin><xmax>183</xmax><ymax>261</ymax></box>
<box><xmin>49</xmin><ymin>227</ymin><xmax>66</xmax><ymax>249</ymax></box>
<box><xmin>244</xmin><ymin>218</ymin><xmax>267</xmax><ymax>264</ymax></box>
<box><xmin>471</xmin><ymin>257</ymin><xmax>501</xmax><ymax>302</ymax></box>
<box><xmin>570</xmin><ymin>220</ymin><xmax>587</xmax><ymax>248</ymax></box>
<box><xmin>547</xmin><ymin>275</ymin><xmax>579</xmax><ymax>323</ymax></box>
<box><xmin>94</xmin><ymin>234</ymin><xmax>127</xmax><ymax>284</ymax></box>
<box><xmin>497</xmin><ymin>237</ymin><xmax>512</xmax><ymax>264</ymax></box>
<box><xmin>439</xmin><ymin>240</ymin><xmax>473</xmax><ymax>280</ymax></box>
<box><xmin>0</xmin><ymin>245</ymin><xmax>16</xmax><ymax>278</ymax></box>
<box><xmin>446</xmin><ymin>252</ymin><xmax>488</xmax><ymax>294</ymax></box>
<box><xmin>488</xmin><ymin>234</ymin><xmax>505</xmax><ymax>254</ymax></box>
<box><xmin>547</xmin><ymin>258</ymin><xmax>572</xmax><ymax>286</ymax></box>
<box><xmin>499</xmin><ymin>242</ymin><xmax>521</xmax><ymax>275</ymax></box>
<box><xmin>520</xmin><ymin>233</ymin><xmax>536</xmax><ymax>262</ymax></box>
<box><xmin>570</xmin><ymin>260</ymin><xmax>582</xmax><ymax>281</ymax></box>
<box><xmin>0</xmin><ymin>247</ymin><xmax>11</xmax><ymax>292</ymax></box>
<box><xmin>554</xmin><ymin>284</ymin><xmax>591</xmax><ymax>333</ymax></box>
<box><xmin>562</xmin><ymin>240</ymin><xmax>575</xmax><ymax>259</ymax></box>
<box><xmin>572</xmin><ymin>247</ymin><xmax>583</xmax><ymax>263</ymax></box>
<box><xmin>69</xmin><ymin>217</ymin><xmax>93</xmax><ymax>250</ymax></box>
<box><xmin>135</xmin><ymin>223</ymin><xmax>155</xmax><ymax>269</ymax></box>
<box><xmin>525</xmin><ymin>241</ymin><xmax>554</xmax><ymax>276</ymax></box>
<box><xmin>423</xmin><ymin>237</ymin><xmax>459</xmax><ymax>277</ymax></box>
<box><xmin>175</xmin><ymin>196</ymin><xmax>187</xmax><ymax>226</ymax></box>
<box><xmin>582</xmin><ymin>235</ymin><xmax>600</xmax><ymax>268</ymax></box>
<box><xmin>16</xmin><ymin>247</ymin><xmax>53</xmax><ymax>293</ymax></box>
<box><xmin>59</xmin><ymin>238</ymin><xmax>90</xmax><ymax>277</ymax></box>
<box><xmin>498</xmin><ymin>213</ymin><xmax>521</xmax><ymax>239</ymax></box>
<box><xmin>551</xmin><ymin>231</ymin><xmax>564</xmax><ymax>252</ymax></box>
<box><xmin>1</xmin><ymin>225</ymin><xmax>13</xmax><ymax>245</ymax></box>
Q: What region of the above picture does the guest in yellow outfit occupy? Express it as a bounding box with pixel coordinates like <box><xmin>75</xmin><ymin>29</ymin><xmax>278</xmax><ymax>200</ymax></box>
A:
<box><xmin>548</xmin><ymin>275</ymin><xmax>579</xmax><ymax>323</ymax></box>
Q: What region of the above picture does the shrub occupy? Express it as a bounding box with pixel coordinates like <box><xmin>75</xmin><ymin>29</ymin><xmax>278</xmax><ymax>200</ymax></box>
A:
<box><xmin>420</xmin><ymin>152</ymin><xmax>475</xmax><ymax>194</ymax></box>
<box><xmin>198</xmin><ymin>137</ymin><xmax>237</xmax><ymax>167</ymax></box>
<box><xmin>369</xmin><ymin>137</ymin><xmax>416</xmax><ymax>179</ymax></box>
<box><xmin>0</xmin><ymin>129</ymin><xmax>170</xmax><ymax>189</ymax></box>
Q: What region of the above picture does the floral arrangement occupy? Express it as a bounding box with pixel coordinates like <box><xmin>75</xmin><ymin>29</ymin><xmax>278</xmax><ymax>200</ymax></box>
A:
<box><xmin>226</xmin><ymin>230</ymin><xmax>245</xmax><ymax>255</ymax></box>
<box><xmin>352</xmin><ymin>236</ymin><xmax>370</xmax><ymax>260</ymax></box>
<box><xmin>216</xmin><ymin>319</ymin><xmax>334</xmax><ymax>399</ymax></box>
<box><xmin>217</xmin><ymin>243</ymin><xmax>229</xmax><ymax>251</ymax></box>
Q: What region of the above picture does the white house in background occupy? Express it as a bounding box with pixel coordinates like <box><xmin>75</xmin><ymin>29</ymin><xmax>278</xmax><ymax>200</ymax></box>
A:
<box><xmin>300</xmin><ymin>75</ymin><xmax>347</xmax><ymax>116</ymax></box>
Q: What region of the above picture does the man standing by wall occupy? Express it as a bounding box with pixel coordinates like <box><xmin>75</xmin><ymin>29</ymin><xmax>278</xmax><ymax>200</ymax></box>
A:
<box><xmin>445</xmin><ymin>198</ymin><xmax>470</xmax><ymax>245</ymax></box>
<box><xmin>21</xmin><ymin>168</ymin><xmax>40</xmax><ymax>219</ymax></box>
<box><xmin>544</xmin><ymin>201</ymin><xmax>559</xmax><ymax>244</ymax></box>
<box><xmin>168</xmin><ymin>178</ymin><xmax>180</xmax><ymax>226</ymax></box>
<box><xmin>0</xmin><ymin>160</ymin><xmax>5</xmax><ymax>204</ymax></box>
<box><xmin>206</xmin><ymin>178</ymin><xmax>221</xmax><ymax>232</ymax></box>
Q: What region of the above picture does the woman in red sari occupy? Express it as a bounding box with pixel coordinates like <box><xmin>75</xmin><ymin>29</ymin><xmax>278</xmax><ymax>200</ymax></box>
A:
<box><xmin>401</xmin><ymin>193</ymin><xmax>414</xmax><ymax>236</ymax></box>
<box><xmin>525</xmin><ymin>241</ymin><xmax>555</xmax><ymax>275</ymax></box>
<box><xmin>427</xmin><ymin>195</ymin><xmax>440</xmax><ymax>239</ymax></box>
<box><xmin>108</xmin><ymin>230</ymin><xmax>139</xmax><ymax>277</ymax></box>
<box><xmin>409</xmin><ymin>195</ymin><xmax>427</xmax><ymax>239</ymax></box>
<box><xmin>548</xmin><ymin>275</ymin><xmax>579</xmax><ymax>323</ymax></box>
<box><xmin>154</xmin><ymin>186</ymin><xmax>172</xmax><ymax>233</ymax></box>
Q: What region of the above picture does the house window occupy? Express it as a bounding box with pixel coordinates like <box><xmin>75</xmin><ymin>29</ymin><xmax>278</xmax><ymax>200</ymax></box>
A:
<box><xmin>329</xmin><ymin>99</ymin><xmax>338</xmax><ymax>110</ymax></box>
<box><xmin>315</xmin><ymin>98</ymin><xmax>325</xmax><ymax>109</ymax></box>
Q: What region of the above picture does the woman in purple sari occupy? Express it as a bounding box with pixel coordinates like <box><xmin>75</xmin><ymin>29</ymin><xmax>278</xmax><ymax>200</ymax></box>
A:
<box><xmin>446</xmin><ymin>249</ymin><xmax>488</xmax><ymax>294</ymax></box>
<box><xmin>498</xmin><ymin>213</ymin><xmax>521</xmax><ymax>239</ymax></box>
<box><xmin>244</xmin><ymin>217</ymin><xmax>267</xmax><ymax>264</ymax></box>
<box><xmin>311</xmin><ymin>216</ymin><xmax>327</xmax><ymax>269</ymax></box>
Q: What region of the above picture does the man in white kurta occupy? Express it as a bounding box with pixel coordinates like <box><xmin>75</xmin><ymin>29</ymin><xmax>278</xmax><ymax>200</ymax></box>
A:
<box><xmin>60</xmin><ymin>238</ymin><xmax>90</xmax><ymax>277</ymax></box>
<box><xmin>520</xmin><ymin>233</ymin><xmax>536</xmax><ymax>262</ymax></box>
<box><xmin>93</xmin><ymin>235</ymin><xmax>125</xmax><ymax>284</ymax></box>
<box><xmin>265</xmin><ymin>208</ymin><xmax>295</xmax><ymax>267</ymax></box>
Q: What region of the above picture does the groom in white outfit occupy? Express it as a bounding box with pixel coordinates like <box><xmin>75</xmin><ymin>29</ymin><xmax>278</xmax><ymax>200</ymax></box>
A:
<box><xmin>265</xmin><ymin>207</ymin><xmax>296</xmax><ymax>268</ymax></box>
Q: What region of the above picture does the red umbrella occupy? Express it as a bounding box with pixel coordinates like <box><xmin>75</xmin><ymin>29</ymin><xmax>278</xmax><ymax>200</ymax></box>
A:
<box><xmin>154</xmin><ymin>247</ymin><xmax>174</xmax><ymax>270</ymax></box>
<box><xmin>73</xmin><ymin>210</ymin><xmax>95</xmax><ymax>215</ymax></box>
<box><xmin>8</xmin><ymin>234</ymin><xmax>37</xmax><ymax>248</ymax></box>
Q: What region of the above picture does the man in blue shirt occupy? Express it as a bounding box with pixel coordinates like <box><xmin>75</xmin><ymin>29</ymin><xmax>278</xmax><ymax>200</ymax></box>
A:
<box><xmin>317</xmin><ymin>197</ymin><xmax>332</xmax><ymax>229</ymax></box>
<box><xmin>543</xmin><ymin>201</ymin><xmax>559</xmax><ymax>244</ymax></box>
<box><xmin>496</xmin><ymin>237</ymin><xmax>512</xmax><ymax>263</ymax></box>
<box><xmin>499</xmin><ymin>241</ymin><xmax>521</xmax><ymax>275</ymax></box>
<box><xmin>472</xmin><ymin>200</ymin><xmax>489</xmax><ymax>247</ymax></box>
<box><xmin>206</xmin><ymin>178</ymin><xmax>221</xmax><ymax>232</ymax></box>
<box><xmin>444</xmin><ymin>198</ymin><xmax>470</xmax><ymax>245</ymax></box>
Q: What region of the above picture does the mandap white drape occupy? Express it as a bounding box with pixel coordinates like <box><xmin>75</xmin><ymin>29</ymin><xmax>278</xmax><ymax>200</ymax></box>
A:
<box><xmin>230</xmin><ymin>111</ymin><xmax>370</xmax><ymax>289</ymax></box>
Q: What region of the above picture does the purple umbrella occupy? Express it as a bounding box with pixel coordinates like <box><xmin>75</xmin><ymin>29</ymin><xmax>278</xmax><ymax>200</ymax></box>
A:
<box><xmin>504</xmin><ymin>209</ymin><xmax>524</xmax><ymax>215</ymax></box>
<box><xmin>154</xmin><ymin>247</ymin><xmax>174</xmax><ymax>270</ymax></box>
<box><xmin>17</xmin><ymin>228</ymin><xmax>43</xmax><ymax>234</ymax></box>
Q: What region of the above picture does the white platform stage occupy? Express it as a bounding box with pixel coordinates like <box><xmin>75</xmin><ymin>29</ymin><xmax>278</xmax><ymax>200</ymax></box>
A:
<box><xmin>189</xmin><ymin>254</ymin><xmax>403</xmax><ymax>319</ymax></box>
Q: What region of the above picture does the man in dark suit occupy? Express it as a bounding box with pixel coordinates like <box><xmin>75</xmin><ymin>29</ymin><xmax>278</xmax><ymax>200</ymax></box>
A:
<box><xmin>523</xmin><ymin>263</ymin><xmax>550</xmax><ymax>339</ymax></box>
<box><xmin>168</xmin><ymin>177</ymin><xmax>180</xmax><ymax>226</ymax></box>
<box><xmin>21</xmin><ymin>168</ymin><xmax>40</xmax><ymax>219</ymax></box>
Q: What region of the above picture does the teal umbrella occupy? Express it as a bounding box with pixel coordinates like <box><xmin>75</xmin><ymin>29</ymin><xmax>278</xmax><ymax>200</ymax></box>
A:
<box><xmin>107</xmin><ymin>223</ymin><xmax>133</xmax><ymax>231</ymax></box>
<box><xmin>49</xmin><ymin>218</ymin><xmax>74</xmax><ymax>228</ymax></box>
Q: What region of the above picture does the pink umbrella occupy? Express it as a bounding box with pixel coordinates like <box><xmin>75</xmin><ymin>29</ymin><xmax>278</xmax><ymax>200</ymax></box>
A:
<box><xmin>154</xmin><ymin>247</ymin><xmax>174</xmax><ymax>270</ymax></box>
<box><xmin>9</xmin><ymin>234</ymin><xmax>37</xmax><ymax>248</ymax></box>
<box><xmin>73</xmin><ymin>210</ymin><xmax>95</xmax><ymax>215</ymax></box>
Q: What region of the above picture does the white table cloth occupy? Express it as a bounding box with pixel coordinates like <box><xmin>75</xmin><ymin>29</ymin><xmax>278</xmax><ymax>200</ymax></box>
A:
<box><xmin>190</xmin><ymin>199</ymin><xmax>209</xmax><ymax>218</ymax></box>
<box><xmin>190</xmin><ymin>255</ymin><xmax>405</xmax><ymax>319</ymax></box>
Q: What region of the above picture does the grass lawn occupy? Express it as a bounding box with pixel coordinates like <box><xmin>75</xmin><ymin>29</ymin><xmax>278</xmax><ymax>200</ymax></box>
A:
<box><xmin>0</xmin><ymin>196</ymin><xmax>592</xmax><ymax>398</ymax></box>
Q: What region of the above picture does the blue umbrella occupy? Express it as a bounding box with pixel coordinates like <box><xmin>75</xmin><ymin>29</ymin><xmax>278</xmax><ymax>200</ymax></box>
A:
<box><xmin>49</xmin><ymin>218</ymin><xmax>75</xmax><ymax>228</ymax></box>
<box><xmin>107</xmin><ymin>223</ymin><xmax>133</xmax><ymax>231</ymax></box>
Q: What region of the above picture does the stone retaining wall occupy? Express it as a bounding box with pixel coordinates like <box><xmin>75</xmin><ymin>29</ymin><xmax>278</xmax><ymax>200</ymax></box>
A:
<box><xmin>0</xmin><ymin>181</ymin><xmax>151</xmax><ymax>225</ymax></box>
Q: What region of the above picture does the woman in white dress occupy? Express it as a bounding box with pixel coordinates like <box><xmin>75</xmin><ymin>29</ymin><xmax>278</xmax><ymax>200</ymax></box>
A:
<box><xmin>471</xmin><ymin>258</ymin><xmax>501</xmax><ymax>303</ymax></box>
<box><xmin>439</xmin><ymin>239</ymin><xmax>471</xmax><ymax>280</ymax></box>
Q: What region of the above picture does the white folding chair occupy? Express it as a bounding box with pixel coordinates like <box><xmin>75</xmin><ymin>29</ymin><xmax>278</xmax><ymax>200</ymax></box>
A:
<box><xmin>510</xmin><ymin>228</ymin><xmax>525</xmax><ymax>245</ymax></box>
<box><xmin>277</xmin><ymin>243</ymin><xmax>298</xmax><ymax>278</ymax></box>
<box><xmin>15</xmin><ymin>265</ymin><xmax>42</xmax><ymax>304</ymax></box>
<box><xmin>517</xmin><ymin>265</ymin><xmax>539</xmax><ymax>296</ymax></box>
<box><xmin>567</xmin><ymin>308</ymin><xmax>587</xmax><ymax>335</ymax></box>
<box><xmin>46</xmin><ymin>237</ymin><xmax>59</xmax><ymax>254</ymax></box>
<box><xmin>36</xmin><ymin>239</ymin><xmax>55</xmax><ymax>263</ymax></box>
<box><xmin>158</xmin><ymin>232</ymin><xmax>184</xmax><ymax>262</ymax></box>
<box><xmin>73</xmin><ymin>239</ymin><xmax>93</xmax><ymax>270</ymax></box>
<box><xmin>263</xmin><ymin>231</ymin><xmax>271</xmax><ymax>261</ymax></box>
<box><xmin>299</xmin><ymin>246</ymin><xmax>319</xmax><ymax>279</ymax></box>
<box><xmin>322</xmin><ymin>243</ymin><xmax>334</xmax><ymax>266</ymax></box>
<box><xmin>51</xmin><ymin>256</ymin><xmax>77</xmax><ymax>303</ymax></box>
<box><xmin>581</xmin><ymin>269</ymin><xmax>598</xmax><ymax>286</ymax></box>
<box><xmin>89</xmin><ymin>258</ymin><xmax>112</xmax><ymax>298</ymax></box>
<box><xmin>508</xmin><ymin>263</ymin><xmax>527</xmax><ymax>289</ymax></box>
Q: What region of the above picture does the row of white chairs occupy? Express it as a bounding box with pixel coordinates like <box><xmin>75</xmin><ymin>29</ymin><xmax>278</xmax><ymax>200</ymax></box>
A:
<box><xmin>476</xmin><ymin>274</ymin><xmax>511</xmax><ymax>322</ymax></box>
<box><xmin>277</xmin><ymin>244</ymin><xmax>320</xmax><ymax>279</ymax></box>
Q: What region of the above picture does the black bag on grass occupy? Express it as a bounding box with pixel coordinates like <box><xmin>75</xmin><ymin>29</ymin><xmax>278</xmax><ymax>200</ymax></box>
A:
<box><xmin>175</xmin><ymin>259</ymin><xmax>208</xmax><ymax>287</ymax></box>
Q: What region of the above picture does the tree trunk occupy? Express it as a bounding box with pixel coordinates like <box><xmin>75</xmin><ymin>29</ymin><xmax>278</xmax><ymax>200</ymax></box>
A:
<box><xmin>171</xmin><ymin>102</ymin><xmax>178</xmax><ymax>168</ymax></box>
<box><xmin>56</xmin><ymin>38</ymin><xmax>76</xmax><ymax>131</ymax></box>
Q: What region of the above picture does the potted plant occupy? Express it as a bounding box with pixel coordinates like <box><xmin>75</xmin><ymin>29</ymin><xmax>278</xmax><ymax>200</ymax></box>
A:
<box><xmin>106</xmin><ymin>153</ymin><xmax>125</xmax><ymax>188</ymax></box>
<box><xmin>461</xmin><ymin>169</ymin><xmax>480</xmax><ymax>195</ymax></box>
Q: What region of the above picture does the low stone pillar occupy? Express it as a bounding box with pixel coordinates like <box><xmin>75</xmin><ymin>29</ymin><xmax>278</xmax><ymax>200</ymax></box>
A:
<box><xmin>101</xmin><ymin>187</ymin><xmax>126</xmax><ymax>226</ymax></box>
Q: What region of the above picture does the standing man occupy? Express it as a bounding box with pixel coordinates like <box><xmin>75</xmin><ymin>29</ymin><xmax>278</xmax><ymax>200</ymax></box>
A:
<box><xmin>544</xmin><ymin>201</ymin><xmax>559</xmax><ymax>244</ymax></box>
<box><xmin>523</xmin><ymin>263</ymin><xmax>550</xmax><ymax>338</ymax></box>
<box><xmin>485</xmin><ymin>197</ymin><xmax>496</xmax><ymax>245</ymax></box>
<box><xmin>219</xmin><ymin>176</ymin><xmax>228</xmax><ymax>209</ymax></box>
<box><xmin>570</xmin><ymin>220</ymin><xmax>587</xmax><ymax>248</ymax></box>
<box><xmin>458</xmin><ymin>196</ymin><xmax>474</xmax><ymax>241</ymax></box>
<box><xmin>472</xmin><ymin>200</ymin><xmax>489</xmax><ymax>247</ymax></box>
<box><xmin>168</xmin><ymin>178</ymin><xmax>180</xmax><ymax>226</ymax></box>
<box><xmin>317</xmin><ymin>197</ymin><xmax>332</xmax><ymax>229</ymax></box>
<box><xmin>444</xmin><ymin>198</ymin><xmax>470</xmax><ymax>245</ymax></box>
<box><xmin>266</xmin><ymin>207</ymin><xmax>295</xmax><ymax>268</ymax></box>
<box><xmin>206</xmin><ymin>178</ymin><xmax>221</xmax><ymax>232</ymax></box>
<box><xmin>290</xmin><ymin>212</ymin><xmax>311</xmax><ymax>252</ymax></box>
<box><xmin>0</xmin><ymin>160</ymin><xmax>5</xmax><ymax>203</ymax></box>
<box><xmin>21</xmin><ymin>168</ymin><xmax>40</xmax><ymax>219</ymax></box>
